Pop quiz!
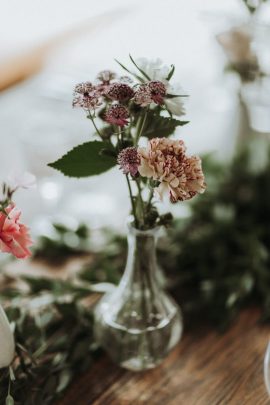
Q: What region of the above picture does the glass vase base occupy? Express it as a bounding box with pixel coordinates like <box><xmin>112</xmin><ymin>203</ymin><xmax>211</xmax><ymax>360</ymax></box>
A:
<box><xmin>94</xmin><ymin>218</ymin><xmax>183</xmax><ymax>371</ymax></box>
<box><xmin>95</xmin><ymin>303</ymin><xmax>183</xmax><ymax>371</ymax></box>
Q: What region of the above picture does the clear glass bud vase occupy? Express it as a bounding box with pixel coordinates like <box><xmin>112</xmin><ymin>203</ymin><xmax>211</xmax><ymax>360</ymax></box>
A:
<box><xmin>94</xmin><ymin>219</ymin><xmax>183</xmax><ymax>371</ymax></box>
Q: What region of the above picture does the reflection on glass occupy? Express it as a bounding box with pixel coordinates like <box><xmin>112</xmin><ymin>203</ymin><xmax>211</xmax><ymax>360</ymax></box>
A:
<box><xmin>264</xmin><ymin>341</ymin><xmax>270</xmax><ymax>395</ymax></box>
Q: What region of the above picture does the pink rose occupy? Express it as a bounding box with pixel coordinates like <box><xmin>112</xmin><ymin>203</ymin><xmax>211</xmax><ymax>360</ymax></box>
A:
<box><xmin>0</xmin><ymin>204</ymin><xmax>32</xmax><ymax>259</ymax></box>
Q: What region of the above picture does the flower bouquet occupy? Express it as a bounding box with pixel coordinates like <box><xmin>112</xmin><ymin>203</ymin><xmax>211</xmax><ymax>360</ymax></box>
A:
<box><xmin>49</xmin><ymin>56</ymin><xmax>206</xmax><ymax>370</ymax></box>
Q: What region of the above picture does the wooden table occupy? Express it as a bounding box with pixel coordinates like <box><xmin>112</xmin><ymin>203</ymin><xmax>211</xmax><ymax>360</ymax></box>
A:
<box><xmin>57</xmin><ymin>308</ymin><xmax>270</xmax><ymax>404</ymax></box>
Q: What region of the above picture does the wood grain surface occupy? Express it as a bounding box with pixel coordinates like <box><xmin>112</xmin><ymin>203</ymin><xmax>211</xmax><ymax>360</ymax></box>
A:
<box><xmin>57</xmin><ymin>308</ymin><xmax>270</xmax><ymax>404</ymax></box>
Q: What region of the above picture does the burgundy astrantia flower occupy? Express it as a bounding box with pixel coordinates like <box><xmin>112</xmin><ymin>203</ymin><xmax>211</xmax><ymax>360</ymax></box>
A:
<box><xmin>73</xmin><ymin>82</ymin><xmax>103</xmax><ymax>110</ymax></box>
<box><xmin>148</xmin><ymin>81</ymin><xmax>166</xmax><ymax>104</ymax></box>
<box><xmin>104</xmin><ymin>104</ymin><xmax>129</xmax><ymax>127</ymax></box>
<box><xmin>117</xmin><ymin>147</ymin><xmax>141</xmax><ymax>177</ymax></box>
<box><xmin>133</xmin><ymin>84</ymin><xmax>152</xmax><ymax>107</ymax></box>
<box><xmin>106</xmin><ymin>83</ymin><xmax>134</xmax><ymax>102</ymax></box>
<box><xmin>97</xmin><ymin>70</ymin><xmax>116</xmax><ymax>84</ymax></box>
<box><xmin>134</xmin><ymin>80</ymin><xmax>167</xmax><ymax>106</ymax></box>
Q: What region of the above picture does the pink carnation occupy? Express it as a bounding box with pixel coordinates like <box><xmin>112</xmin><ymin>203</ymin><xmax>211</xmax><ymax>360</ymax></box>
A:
<box><xmin>0</xmin><ymin>204</ymin><xmax>32</xmax><ymax>259</ymax></box>
<box><xmin>138</xmin><ymin>138</ymin><xmax>206</xmax><ymax>202</ymax></box>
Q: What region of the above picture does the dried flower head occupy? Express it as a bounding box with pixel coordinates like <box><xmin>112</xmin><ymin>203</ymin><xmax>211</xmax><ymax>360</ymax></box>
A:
<box><xmin>74</xmin><ymin>82</ymin><xmax>94</xmax><ymax>95</ymax></box>
<box><xmin>139</xmin><ymin>138</ymin><xmax>206</xmax><ymax>202</ymax></box>
<box><xmin>107</xmin><ymin>83</ymin><xmax>134</xmax><ymax>102</ymax></box>
<box><xmin>217</xmin><ymin>27</ymin><xmax>256</xmax><ymax>66</ymax></box>
<box><xmin>104</xmin><ymin>104</ymin><xmax>129</xmax><ymax>127</ymax></box>
<box><xmin>117</xmin><ymin>147</ymin><xmax>141</xmax><ymax>177</ymax></box>
<box><xmin>97</xmin><ymin>70</ymin><xmax>116</xmax><ymax>83</ymax></box>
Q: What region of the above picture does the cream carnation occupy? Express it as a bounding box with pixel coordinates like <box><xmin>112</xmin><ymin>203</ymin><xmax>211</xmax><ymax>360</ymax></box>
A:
<box><xmin>138</xmin><ymin>138</ymin><xmax>206</xmax><ymax>202</ymax></box>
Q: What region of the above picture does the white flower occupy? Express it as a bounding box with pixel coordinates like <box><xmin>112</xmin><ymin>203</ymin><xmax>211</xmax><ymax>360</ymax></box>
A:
<box><xmin>136</xmin><ymin>57</ymin><xmax>186</xmax><ymax>116</ymax></box>
<box><xmin>0</xmin><ymin>305</ymin><xmax>15</xmax><ymax>367</ymax></box>
<box><xmin>165</xmin><ymin>83</ymin><xmax>186</xmax><ymax>117</ymax></box>
<box><xmin>8</xmin><ymin>171</ymin><xmax>36</xmax><ymax>191</ymax></box>
<box><xmin>136</xmin><ymin>57</ymin><xmax>171</xmax><ymax>82</ymax></box>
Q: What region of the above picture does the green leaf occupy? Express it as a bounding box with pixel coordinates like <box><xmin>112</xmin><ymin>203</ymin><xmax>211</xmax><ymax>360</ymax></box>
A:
<box><xmin>166</xmin><ymin>93</ymin><xmax>188</xmax><ymax>99</ymax></box>
<box><xmin>48</xmin><ymin>141</ymin><xmax>116</xmax><ymax>178</ymax></box>
<box><xmin>142</xmin><ymin>110</ymin><xmax>189</xmax><ymax>139</ymax></box>
<box><xmin>6</xmin><ymin>395</ymin><xmax>14</xmax><ymax>405</ymax></box>
<box><xmin>129</xmin><ymin>54</ymin><xmax>151</xmax><ymax>81</ymax></box>
<box><xmin>114</xmin><ymin>59</ymin><xmax>144</xmax><ymax>83</ymax></box>
<box><xmin>57</xmin><ymin>370</ymin><xmax>72</xmax><ymax>393</ymax></box>
<box><xmin>166</xmin><ymin>64</ymin><xmax>175</xmax><ymax>81</ymax></box>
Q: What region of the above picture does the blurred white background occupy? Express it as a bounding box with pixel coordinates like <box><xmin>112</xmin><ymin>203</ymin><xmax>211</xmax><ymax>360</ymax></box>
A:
<box><xmin>0</xmin><ymin>0</ymin><xmax>270</xmax><ymax>235</ymax></box>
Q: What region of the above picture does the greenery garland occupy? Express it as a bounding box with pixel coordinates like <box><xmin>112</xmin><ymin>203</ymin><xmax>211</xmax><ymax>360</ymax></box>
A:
<box><xmin>1</xmin><ymin>140</ymin><xmax>270</xmax><ymax>404</ymax></box>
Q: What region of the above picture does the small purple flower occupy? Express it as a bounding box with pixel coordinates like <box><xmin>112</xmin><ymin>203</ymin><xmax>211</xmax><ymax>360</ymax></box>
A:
<box><xmin>107</xmin><ymin>83</ymin><xmax>134</xmax><ymax>102</ymax></box>
<box><xmin>104</xmin><ymin>104</ymin><xmax>129</xmax><ymax>127</ymax></box>
<box><xmin>117</xmin><ymin>147</ymin><xmax>141</xmax><ymax>177</ymax></box>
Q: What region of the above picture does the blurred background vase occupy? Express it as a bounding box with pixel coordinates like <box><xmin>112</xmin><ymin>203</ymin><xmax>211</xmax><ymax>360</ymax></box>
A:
<box><xmin>94</xmin><ymin>218</ymin><xmax>183</xmax><ymax>371</ymax></box>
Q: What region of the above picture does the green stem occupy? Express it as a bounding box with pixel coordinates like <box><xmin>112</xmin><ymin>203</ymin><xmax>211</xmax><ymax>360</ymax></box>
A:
<box><xmin>88</xmin><ymin>110</ymin><xmax>103</xmax><ymax>139</ymax></box>
<box><xmin>135</xmin><ymin>178</ymin><xmax>145</xmax><ymax>224</ymax></box>
<box><xmin>118</xmin><ymin>126</ymin><xmax>123</xmax><ymax>148</ymax></box>
<box><xmin>125</xmin><ymin>174</ymin><xmax>138</xmax><ymax>228</ymax></box>
<box><xmin>8</xmin><ymin>374</ymin><xmax>11</xmax><ymax>396</ymax></box>
<box><xmin>135</xmin><ymin>109</ymin><xmax>148</xmax><ymax>145</ymax></box>
<box><xmin>147</xmin><ymin>187</ymin><xmax>154</xmax><ymax>210</ymax></box>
